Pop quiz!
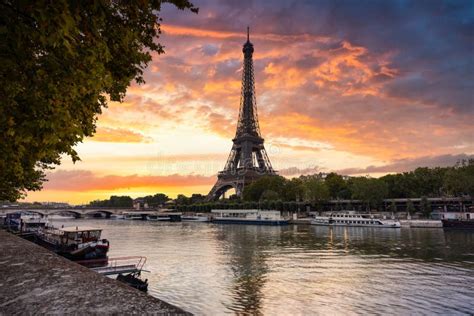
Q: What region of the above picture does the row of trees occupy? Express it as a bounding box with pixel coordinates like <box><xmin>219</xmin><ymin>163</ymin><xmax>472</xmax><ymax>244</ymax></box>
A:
<box><xmin>89</xmin><ymin>195</ymin><xmax>134</xmax><ymax>207</ymax></box>
<box><xmin>242</xmin><ymin>160</ymin><xmax>474</xmax><ymax>205</ymax></box>
<box><xmin>87</xmin><ymin>160</ymin><xmax>473</xmax><ymax>211</ymax></box>
<box><xmin>1</xmin><ymin>1</ymin><xmax>197</xmax><ymax>202</ymax></box>
<box><xmin>176</xmin><ymin>160</ymin><xmax>473</xmax><ymax>213</ymax></box>
<box><xmin>88</xmin><ymin>193</ymin><xmax>170</xmax><ymax>208</ymax></box>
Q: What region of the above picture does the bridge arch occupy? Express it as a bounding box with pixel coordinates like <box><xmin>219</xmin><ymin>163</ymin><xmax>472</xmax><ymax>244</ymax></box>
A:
<box><xmin>0</xmin><ymin>209</ymin><xmax>82</xmax><ymax>218</ymax></box>
<box><xmin>0</xmin><ymin>209</ymin><xmax>48</xmax><ymax>216</ymax></box>
<box><xmin>45</xmin><ymin>210</ymin><xmax>82</xmax><ymax>218</ymax></box>
<box><xmin>82</xmin><ymin>210</ymin><xmax>113</xmax><ymax>218</ymax></box>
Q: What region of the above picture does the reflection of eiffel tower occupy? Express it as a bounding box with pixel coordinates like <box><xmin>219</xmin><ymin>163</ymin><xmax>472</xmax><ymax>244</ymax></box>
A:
<box><xmin>207</xmin><ymin>28</ymin><xmax>277</xmax><ymax>201</ymax></box>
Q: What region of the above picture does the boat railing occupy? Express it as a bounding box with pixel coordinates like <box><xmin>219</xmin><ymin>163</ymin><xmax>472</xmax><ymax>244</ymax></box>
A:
<box><xmin>77</xmin><ymin>256</ymin><xmax>148</xmax><ymax>276</ymax></box>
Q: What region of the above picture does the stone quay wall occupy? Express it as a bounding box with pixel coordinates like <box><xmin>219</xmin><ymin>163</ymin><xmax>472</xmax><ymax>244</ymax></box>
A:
<box><xmin>0</xmin><ymin>230</ymin><xmax>190</xmax><ymax>315</ymax></box>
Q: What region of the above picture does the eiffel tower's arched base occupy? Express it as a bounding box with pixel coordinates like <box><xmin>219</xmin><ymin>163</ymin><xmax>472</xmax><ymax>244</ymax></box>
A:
<box><xmin>206</xmin><ymin>169</ymin><xmax>276</xmax><ymax>201</ymax></box>
<box><xmin>206</xmin><ymin>179</ymin><xmax>244</xmax><ymax>201</ymax></box>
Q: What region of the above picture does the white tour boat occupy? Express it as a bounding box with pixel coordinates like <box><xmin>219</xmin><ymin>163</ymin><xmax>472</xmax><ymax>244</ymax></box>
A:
<box><xmin>211</xmin><ymin>209</ymin><xmax>289</xmax><ymax>225</ymax></box>
<box><xmin>311</xmin><ymin>212</ymin><xmax>401</xmax><ymax>228</ymax></box>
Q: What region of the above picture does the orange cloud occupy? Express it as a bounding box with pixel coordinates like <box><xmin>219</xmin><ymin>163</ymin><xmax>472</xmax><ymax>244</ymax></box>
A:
<box><xmin>43</xmin><ymin>170</ymin><xmax>215</xmax><ymax>191</ymax></box>
<box><xmin>90</xmin><ymin>127</ymin><xmax>153</xmax><ymax>143</ymax></box>
<box><xmin>81</xmin><ymin>22</ymin><xmax>473</xmax><ymax>175</ymax></box>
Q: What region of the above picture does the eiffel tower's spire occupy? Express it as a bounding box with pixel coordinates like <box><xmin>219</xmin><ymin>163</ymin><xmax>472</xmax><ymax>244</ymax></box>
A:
<box><xmin>236</xmin><ymin>26</ymin><xmax>259</xmax><ymax>138</ymax></box>
<box><xmin>207</xmin><ymin>28</ymin><xmax>276</xmax><ymax>201</ymax></box>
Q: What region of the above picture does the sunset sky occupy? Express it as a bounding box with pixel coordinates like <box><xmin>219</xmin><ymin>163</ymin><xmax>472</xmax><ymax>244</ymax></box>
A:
<box><xmin>25</xmin><ymin>0</ymin><xmax>473</xmax><ymax>204</ymax></box>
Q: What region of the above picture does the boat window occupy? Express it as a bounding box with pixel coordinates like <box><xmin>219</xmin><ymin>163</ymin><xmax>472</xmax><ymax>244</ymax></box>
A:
<box><xmin>89</xmin><ymin>231</ymin><xmax>100</xmax><ymax>239</ymax></box>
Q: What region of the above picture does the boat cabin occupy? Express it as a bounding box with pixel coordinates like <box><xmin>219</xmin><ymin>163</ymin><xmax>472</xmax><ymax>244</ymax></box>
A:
<box><xmin>211</xmin><ymin>209</ymin><xmax>284</xmax><ymax>220</ymax></box>
<box><xmin>4</xmin><ymin>212</ymin><xmax>47</xmax><ymax>232</ymax></box>
<box><xmin>431</xmin><ymin>209</ymin><xmax>474</xmax><ymax>221</ymax></box>
<box><xmin>61</xmin><ymin>227</ymin><xmax>103</xmax><ymax>243</ymax></box>
<box><xmin>40</xmin><ymin>226</ymin><xmax>104</xmax><ymax>246</ymax></box>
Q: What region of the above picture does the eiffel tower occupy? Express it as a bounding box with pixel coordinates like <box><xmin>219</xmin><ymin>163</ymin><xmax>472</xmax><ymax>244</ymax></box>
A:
<box><xmin>207</xmin><ymin>28</ymin><xmax>277</xmax><ymax>201</ymax></box>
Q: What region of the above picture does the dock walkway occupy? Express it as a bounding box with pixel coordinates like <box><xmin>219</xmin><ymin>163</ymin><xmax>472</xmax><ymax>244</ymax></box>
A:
<box><xmin>0</xmin><ymin>230</ymin><xmax>190</xmax><ymax>315</ymax></box>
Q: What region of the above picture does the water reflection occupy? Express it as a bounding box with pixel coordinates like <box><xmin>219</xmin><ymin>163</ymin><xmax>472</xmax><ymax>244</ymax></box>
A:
<box><xmin>215</xmin><ymin>226</ymin><xmax>276</xmax><ymax>314</ymax></box>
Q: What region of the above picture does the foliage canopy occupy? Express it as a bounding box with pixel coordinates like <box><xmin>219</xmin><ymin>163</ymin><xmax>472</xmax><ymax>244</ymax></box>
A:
<box><xmin>0</xmin><ymin>0</ymin><xmax>197</xmax><ymax>201</ymax></box>
<box><xmin>239</xmin><ymin>160</ymin><xmax>473</xmax><ymax>208</ymax></box>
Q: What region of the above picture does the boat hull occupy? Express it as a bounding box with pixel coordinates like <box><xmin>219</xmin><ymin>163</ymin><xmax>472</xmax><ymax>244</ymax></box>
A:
<box><xmin>442</xmin><ymin>219</ymin><xmax>474</xmax><ymax>229</ymax></box>
<box><xmin>117</xmin><ymin>273</ymin><xmax>148</xmax><ymax>292</ymax></box>
<box><xmin>33</xmin><ymin>235</ymin><xmax>109</xmax><ymax>266</ymax></box>
<box><xmin>311</xmin><ymin>222</ymin><xmax>400</xmax><ymax>228</ymax></box>
<box><xmin>147</xmin><ymin>217</ymin><xmax>170</xmax><ymax>221</ymax></box>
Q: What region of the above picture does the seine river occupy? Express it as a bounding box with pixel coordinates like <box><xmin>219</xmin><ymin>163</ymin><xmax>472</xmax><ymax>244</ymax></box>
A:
<box><xmin>51</xmin><ymin>219</ymin><xmax>474</xmax><ymax>315</ymax></box>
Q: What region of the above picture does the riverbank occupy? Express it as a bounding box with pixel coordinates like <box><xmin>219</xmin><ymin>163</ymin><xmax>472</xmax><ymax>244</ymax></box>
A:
<box><xmin>400</xmin><ymin>219</ymin><xmax>443</xmax><ymax>228</ymax></box>
<box><xmin>0</xmin><ymin>230</ymin><xmax>190</xmax><ymax>315</ymax></box>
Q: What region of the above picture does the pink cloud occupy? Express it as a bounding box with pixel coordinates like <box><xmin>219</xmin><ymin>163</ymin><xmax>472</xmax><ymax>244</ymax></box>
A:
<box><xmin>43</xmin><ymin>170</ymin><xmax>215</xmax><ymax>191</ymax></box>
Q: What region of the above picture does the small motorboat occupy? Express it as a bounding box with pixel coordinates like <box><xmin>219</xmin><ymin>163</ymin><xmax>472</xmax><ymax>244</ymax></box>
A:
<box><xmin>117</xmin><ymin>272</ymin><xmax>148</xmax><ymax>292</ymax></box>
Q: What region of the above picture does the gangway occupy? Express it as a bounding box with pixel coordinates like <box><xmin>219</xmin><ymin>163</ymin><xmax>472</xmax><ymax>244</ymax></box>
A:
<box><xmin>76</xmin><ymin>256</ymin><xmax>147</xmax><ymax>276</ymax></box>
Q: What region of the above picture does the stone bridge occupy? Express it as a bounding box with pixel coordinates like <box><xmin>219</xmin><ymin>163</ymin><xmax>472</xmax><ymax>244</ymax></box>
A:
<box><xmin>0</xmin><ymin>207</ymin><xmax>164</xmax><ymax>218</ymax></box>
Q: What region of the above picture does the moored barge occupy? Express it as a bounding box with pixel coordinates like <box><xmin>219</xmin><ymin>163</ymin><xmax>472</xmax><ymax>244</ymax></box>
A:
<box><xmin>442</xmin><ymin>219</ymin><xmax>474</xmax><ymax>229</ymax></box>
<box><xmin>35</xmin><ymin>226</ymin><xmax>109</xmax><ymax>266</ymax></box>
<box><xmin>438</xmin><ymin>209</ymin><xmax>474</xmax><ymax>230</ymax></box>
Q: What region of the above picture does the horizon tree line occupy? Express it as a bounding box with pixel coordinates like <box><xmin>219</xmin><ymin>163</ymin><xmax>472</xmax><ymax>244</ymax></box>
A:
<box><xmin>85</xmin><ymin>160</ymin><xmax>473</xmax><ymax>214</ymax></box>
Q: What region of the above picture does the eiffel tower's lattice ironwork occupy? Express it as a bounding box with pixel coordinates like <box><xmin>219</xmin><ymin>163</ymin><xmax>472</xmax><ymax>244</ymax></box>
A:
<box><xmin>207</xmin><ymin>28</ymin><xmax>277</xmax><ymax>201</ymax></box>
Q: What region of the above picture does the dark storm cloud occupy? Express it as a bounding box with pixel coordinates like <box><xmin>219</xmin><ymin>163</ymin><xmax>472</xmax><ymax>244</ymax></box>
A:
<box><xmin>161</xmin><ymin>0</ymin><xmax>474</xmax><ymax>113</ymax></box>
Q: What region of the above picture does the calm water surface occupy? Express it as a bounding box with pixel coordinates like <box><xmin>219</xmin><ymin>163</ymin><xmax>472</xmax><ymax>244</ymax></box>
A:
<box><xmin>51</xmin><ymin>219</ymin><xmax>474</xmax><ymax>315</ymax></box>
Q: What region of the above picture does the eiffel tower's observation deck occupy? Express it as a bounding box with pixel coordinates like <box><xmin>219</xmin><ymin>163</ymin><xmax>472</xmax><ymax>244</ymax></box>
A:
<box><xmin>207</xmin><ymin>28</ymin><xmax>277</xmax><ymax>201</ymax></box>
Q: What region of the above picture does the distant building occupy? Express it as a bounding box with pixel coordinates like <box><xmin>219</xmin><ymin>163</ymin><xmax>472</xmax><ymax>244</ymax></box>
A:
<box><xmin>40</xmin><ymin>202</ymin><xmax>70</xmax><ymax>208</ymax></box>
<box><xmin>133</xmin><ymin>199</ymin><xmax>149</xmax><ymax>210</ymax></box>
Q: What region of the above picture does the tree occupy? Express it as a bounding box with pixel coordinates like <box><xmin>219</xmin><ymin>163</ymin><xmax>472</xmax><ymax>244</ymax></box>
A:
<box><xmin>444</xmin><ymin>160</ymin><xmax>474</xmax><ymax>197</ymax></box>
<box><xmin>380</xmin><ymin>173</ymin><xmax>413</xmax><ymax>198</ymax></box>
<box><xmin>406</xmin><ymin>199</ymin><xmax>415</xmax><ymax>215</ymax></box>
<box><xmin>350</xmin><ymin>177</ymin><xmax>388</xmax><ymax>211</ymax></box>
<box><xmin>420</xmin><ymin>196</ymin><xmax>432</xmax><ymax>218</ymax></box>
<box><xmin>324</xmin><ymin>173</ymin><xmax>347</xmax><ymax>199</ymax></box>
<box><xmin>141</xmin><ymin>193</ymin><xmax>169</xmax><ymax>207</ymax></box>
<box><xmin>190</xmin><ymin>194</ymin><xmax>206</xmax><ymax>204</ymax></box>
<box><xmin>0</xmin><ymin>1</ymin><xmax>198</xmax><ymax>201</ymax></box>
<box><xmin>243</xmin><ymin>175</ymin><xmax>286</xmax><ymax>201</ymax></box>
<box><xmin>260</xmin><ymin>190</ymin><xmax>280</xmax><ymax>202</ymax></box>
<box><xmin>389</xmin><ymin>201</ymin><xmax>397</xmax><ymax>214</ymax></box>
<box><xmin>304</xmin><ymin>177</ymin><xmax>329</xmax><ymax>204</ymax></box>
<box><xmin>89</xmin><ymin>195</ymin><xmax>133</xmax><ymax>207</ymax></box>
<box><xmin>175</xmin><ymin>194</ymin><xmax>190</xmax><ymax>205</ymax></box>
<box><xmin>284</xmin><ymin>178</ymin><xmax>305</xmax><ymax>201</ymax></box>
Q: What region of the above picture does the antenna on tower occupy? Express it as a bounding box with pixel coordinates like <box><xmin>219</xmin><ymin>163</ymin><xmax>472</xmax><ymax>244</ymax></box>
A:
<box><xmin>247</xmin><ymin>26</ymin><xmax>250</xmax><ymax>42</ymax></box>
